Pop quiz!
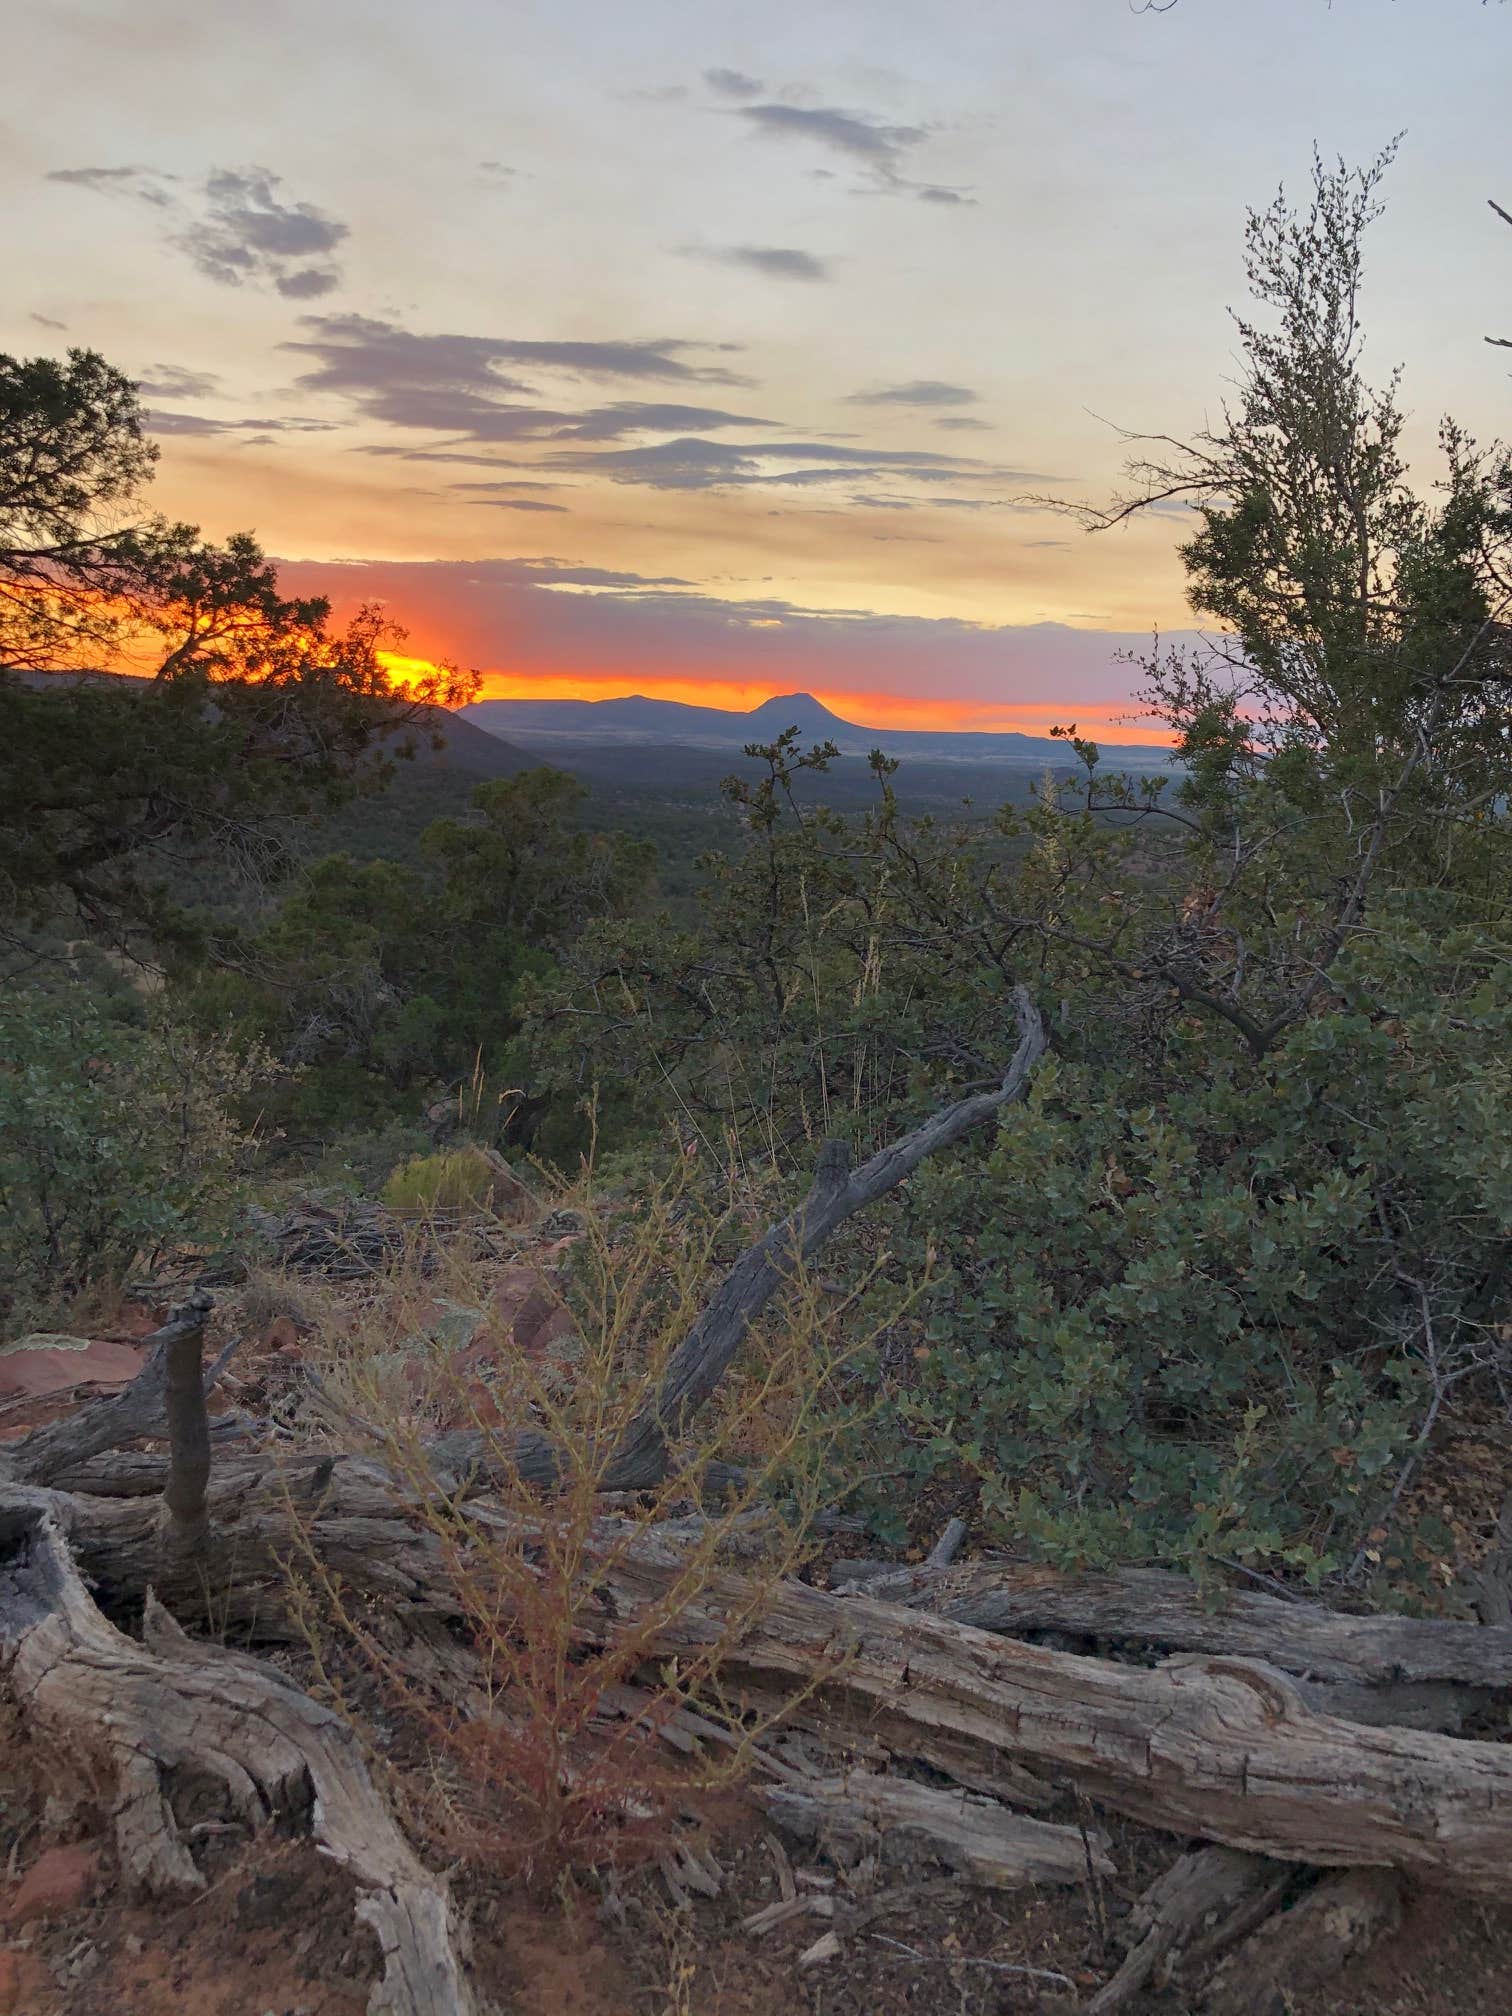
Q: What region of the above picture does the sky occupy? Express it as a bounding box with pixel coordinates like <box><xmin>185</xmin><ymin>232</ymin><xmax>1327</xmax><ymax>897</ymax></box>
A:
<box><xmin>5</xmin><ymin>0</ymin><xmax>1509</xmax><ymax>735</ymax></box>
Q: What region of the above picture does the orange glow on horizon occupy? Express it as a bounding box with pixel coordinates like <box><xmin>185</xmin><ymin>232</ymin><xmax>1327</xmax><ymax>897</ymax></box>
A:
<box><xmin>379</xmin><ymin>654</ymin><xmax>1173</xmax><ymax>745</ymax></box>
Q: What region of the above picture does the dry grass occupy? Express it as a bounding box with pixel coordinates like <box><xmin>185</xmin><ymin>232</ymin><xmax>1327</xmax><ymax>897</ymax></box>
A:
<box><xmin>282</xmin><ymin>1151</ymin><xmax>906</xmax><ymax>1896</ymax></box>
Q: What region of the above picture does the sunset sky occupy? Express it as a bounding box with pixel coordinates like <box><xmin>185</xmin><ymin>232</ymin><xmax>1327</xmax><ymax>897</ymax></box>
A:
<box><xmin>6</xmin><ymin>0</ymin><xmax>1509</xmax><ymax>733</ymax></box>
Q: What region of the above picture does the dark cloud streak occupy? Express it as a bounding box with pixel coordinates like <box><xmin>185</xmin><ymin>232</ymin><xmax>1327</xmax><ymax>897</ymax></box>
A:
<box><xmin>145</xmin><ymin>409</ymin><xmax>339</xmax><ymax>438</ymax></box>
<box><xmin>847</xmin><ymin>379</ymin><xmax>979</xmax><ymax>407</ymax></box>
<box><xmin>46</xmin><ymin>163</ymin><xmax>175</xmax><ymax>208</ymax></box>
<box><xmin>704</xmin><ymin>67</ymin><xmax>764</xmax><ymax>97</ymax></box>
<box><xmin>175</xmin><ymin>166</ymin><xmax>347</xmax><ymax>297</ymax></box>
<box><xmin>534</xmin><ymin>435</ymin><xmax>1047</xmax><ymax>493</ymax></box>
<box><xmin>681</xmin><ymin>243</ymin><xmax>832</xmax><ymax>282</ymax></box>
<box><xmin>136</xmin><ymin>364</ymin><xmax>221</xmax><ymax>399</ymax></box>
<box><xmin>734</xmin><ymin>101</ymin><xmax>973</xmax><ymax>204</ymax></box>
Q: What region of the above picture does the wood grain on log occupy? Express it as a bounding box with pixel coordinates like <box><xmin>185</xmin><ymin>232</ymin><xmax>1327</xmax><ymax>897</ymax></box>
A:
<box><xmin>0</xmin><ymin>1493</ymin><xmax>473</xmax><ymax>2016</ymax></box>
<box><xmin>38</xmin><ymin>1462</ymin><xmax>1512</xmax><ymax>1896</ymax></box>
<box><xmin>756</xmin><ymin>1770</ymin><xmax>1111</xmax><ymax>1890</ymax></box>
<box><xmin>848</xmin><ymin>1558</ymin><xmax>1512</xmax><ymax>1689</ymax></box>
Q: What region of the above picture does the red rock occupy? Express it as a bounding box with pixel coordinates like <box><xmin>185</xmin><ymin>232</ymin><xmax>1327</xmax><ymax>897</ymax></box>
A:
<box><xmin>488</xmin><ymin>1272</ymin><xmax>573</xmax><ymax>1355</ymax></box>
<box><xmin>6</xmin><ymin>1843</ymin><xmax>99</xmax><ymax>1923</ymax></box>
<box><xmin>263</xmin><ymin>1316</ymin><xmax>301</xmax><ymax>1358</ymax></box>
<box><xmin>0</xmin><ymin>1337</ymin><xmax>145</xmax><ymax>1404</ymax></box>
<box><xmin>0</xmin><ymin>1946</ymin><xmax>52</xmax><ymax>2015</ymax></box>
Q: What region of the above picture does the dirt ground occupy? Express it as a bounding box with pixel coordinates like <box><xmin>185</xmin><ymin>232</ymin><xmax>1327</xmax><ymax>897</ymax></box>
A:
<box><xmin>6</xmin><ymin>1714</ymin><xmax>1512</xmax><ymax>2016</ymax></box>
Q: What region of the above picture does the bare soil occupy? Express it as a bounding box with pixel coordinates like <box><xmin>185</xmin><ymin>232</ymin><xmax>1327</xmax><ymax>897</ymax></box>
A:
<box><xmin>7</xmin><ymin>1702</ymin><xmax>1512</xmax><ymax>2016</ymax></box>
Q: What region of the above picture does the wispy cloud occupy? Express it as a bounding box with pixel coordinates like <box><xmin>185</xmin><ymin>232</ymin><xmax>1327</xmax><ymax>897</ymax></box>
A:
<box><xmin>135</xmin><ymin>364</ymin><xmax>221</xmax><ymax>400</ymax></box>
<box><xmin>46</xmin><ymin>163</ymin><xmax>175</xmax><ymax>208</ymax></box>
<box><xmin>145</xmin><ymin>409</ymin><xmax>338</xmax><ymax>438</ymax></box>
<box><xmin>283</xmin><ymin>314</ymin><xmax>764</xmax><ymax>447</ymax></box>
<box><xmin>47</xmin><ymin>161</ymin><xmax>348</xmax><ymax>297</ymax></box>
<box><xmin>287</xmin><ymin>314</ymin><xmax>750</xmax><ymax>409</ymax></box>
<box><xmin>734</xmin><ymin>101</ymin><xmax>972</xmax><ymax>204</ymax></box>
<box><xmin>472</xmin><ymin>498</ymin><xmax>569</xmax><ymax>512</ymax></box>
<box><xmin>681</xmin><ymin>243</ymin><xmax>833</xmax><ymax>282</ymax></box>
<box><xmin>704</xmin><ymin>67</ymin><xmax>764</xmax><ymax>98</ymax></box>
<box><xmin>847</xmin><ymin>379</ymin><xmax>979</xmax><ymax>407</ymax></box>
<box><xmin>534</xmin><ymin>435</ymin><xmax>1040</xmax><ymax>493</ymax></box>
<box><xmin>739</xmin><ymin>103</ymin><xmax>923</xmax><ymax>168</ymax></box>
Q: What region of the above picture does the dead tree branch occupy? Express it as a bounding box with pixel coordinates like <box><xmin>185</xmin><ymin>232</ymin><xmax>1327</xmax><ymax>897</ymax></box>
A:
<box><xmin>435</xmin><ymin>986</ymin><xmax>1048</xmax><ymax>1492</ymax></box>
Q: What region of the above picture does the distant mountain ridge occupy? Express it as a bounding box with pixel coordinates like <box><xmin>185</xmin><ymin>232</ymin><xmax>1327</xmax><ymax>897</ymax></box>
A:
<box><xmin>461</xmin><ymin>690</ymin><xmax>1172</xmax><ymax>772</ymax></box>
<box><xmin>16</xmin><ymin>667</ymin><xmax>532</xmax><ymax>781</ymax></box>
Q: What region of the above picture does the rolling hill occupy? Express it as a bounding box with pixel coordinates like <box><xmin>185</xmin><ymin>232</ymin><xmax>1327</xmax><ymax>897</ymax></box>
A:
<box><xmin>460</xmin><ymin>691</ymin><xmax>1173</xmax><ymax>773</ymax></box>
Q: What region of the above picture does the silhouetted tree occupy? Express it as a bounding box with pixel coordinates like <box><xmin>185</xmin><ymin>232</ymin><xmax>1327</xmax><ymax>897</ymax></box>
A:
<box><xmin>0</xmin><ymin>348</ymin><xmax>475</xmax><ymax>950</ymax></box>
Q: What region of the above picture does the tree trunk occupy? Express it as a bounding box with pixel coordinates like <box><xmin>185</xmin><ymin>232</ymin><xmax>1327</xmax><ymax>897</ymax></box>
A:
<box><xmin>32</xmin><ymin>1461</ymin><xmax>1512</xmax><ymax>1897</ymax></box>
<box><xmin>842</xmin><ymin>1556</ymin><xmax>1512</xmax><ymax>1688</ymax></box>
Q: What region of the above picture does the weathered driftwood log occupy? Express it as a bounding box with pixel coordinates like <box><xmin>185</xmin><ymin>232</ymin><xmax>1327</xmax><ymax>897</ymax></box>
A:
<box><xmin>431</xmin><ymin>986</ymin><xmax>1048</xmax><ymax>1493</ymax></box>
<box><xmin>607</xmin><ymin>1557</ymin><xmax>1512</xmax><ymax>1896</ymax></box>
<box><xmin>841</xmin><ymin>1558</ymin><xmax>1512</xmax><ymax>1690</ymax></box>
<box><xmin>0</xmin><ymin>1494</ymin><xmax>473</xmax><ymax>2016</ymax></box>
<box><xmin>161</xmin><ymin>1292</ymin><xmax>211</xmax><ymax>1548</ymax></box>
<box><xmin>30</xmin><ymin>1460</ymin><xmax>1512</xmax><ymax>1897</ymax></box>
<box><xmin>1200</xmin><ymin>1867</ymin><xmax>1404</xmax><ymax>2016</ymax></box>
<box><xmin>0</xmin><ymin>1289</ymin><xmax>223</xmax><ymax>1489</ymax></box>
<box><xmin>46</xmin><ymin>1439</ymin><xmax>1512</xmax><ymax>1718</ymax></box>
<box><xmin>1084</xmin><ymin>1847</ymin><xmax>1291</xmax><ymax>2015</ymax></box>
<box><xmin>756</xmin><ymin>1770</ymin><xmax>1111</xmax><ymax>1890</ymax></box>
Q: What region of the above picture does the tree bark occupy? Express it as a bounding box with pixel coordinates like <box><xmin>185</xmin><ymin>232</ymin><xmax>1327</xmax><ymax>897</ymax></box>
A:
<box><xmin>161</xmin><ymin>1294</ymin><xmax>211</xmax><ymax>1547</ymax></box>
<box><xmin>842</xmin><ymin>1557</ymin><xmax>1512</xmax><ymax>1689</ymax></box>
<box><xmin>32</xmin><ymin>1462</ymin><xmax>1512</xmax><ymax>1897</ymax></box>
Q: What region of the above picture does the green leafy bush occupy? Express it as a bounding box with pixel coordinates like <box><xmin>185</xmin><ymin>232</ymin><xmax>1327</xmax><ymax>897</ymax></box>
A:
<box><xmin>875</xmin><ymin>925</ymin><xmax>1512</xmax><ymax>1588</ymax></box>
<box><xmin>381</xmin><ymin>1145</ymin><xmax>524</xmax><ymax>1218</ymax></box>
<box><xmin>0</xmin><ymin>989</ymin><xmax>258</xmax><ymax>1321</ymax></box>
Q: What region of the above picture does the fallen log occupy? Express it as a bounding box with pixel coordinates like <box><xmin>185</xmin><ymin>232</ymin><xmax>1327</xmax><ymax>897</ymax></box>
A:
<box><xmin>608</xmin><ymin>1557</ymin><xmax>1512</xmax><ymax>1895</ymax></box>
<box><xmin>755</xmin><ymin>1770</ymin><xmax>1111</xmax><ymax>1891</ymax></box>
<box><xmin>840</xmin><ymin>1557</ymin><xmax>1512</xmax><ymax>1690</ymax></box>
<box><xmin>33</xmin><ymin>1458</ymin><xmax>1512</xmax><ymax>1897</ymax></box>
<box><xmin>0</xmin><ymin>1493</ymin><xmax>474</xmax><ymax>2016</ymax></box>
